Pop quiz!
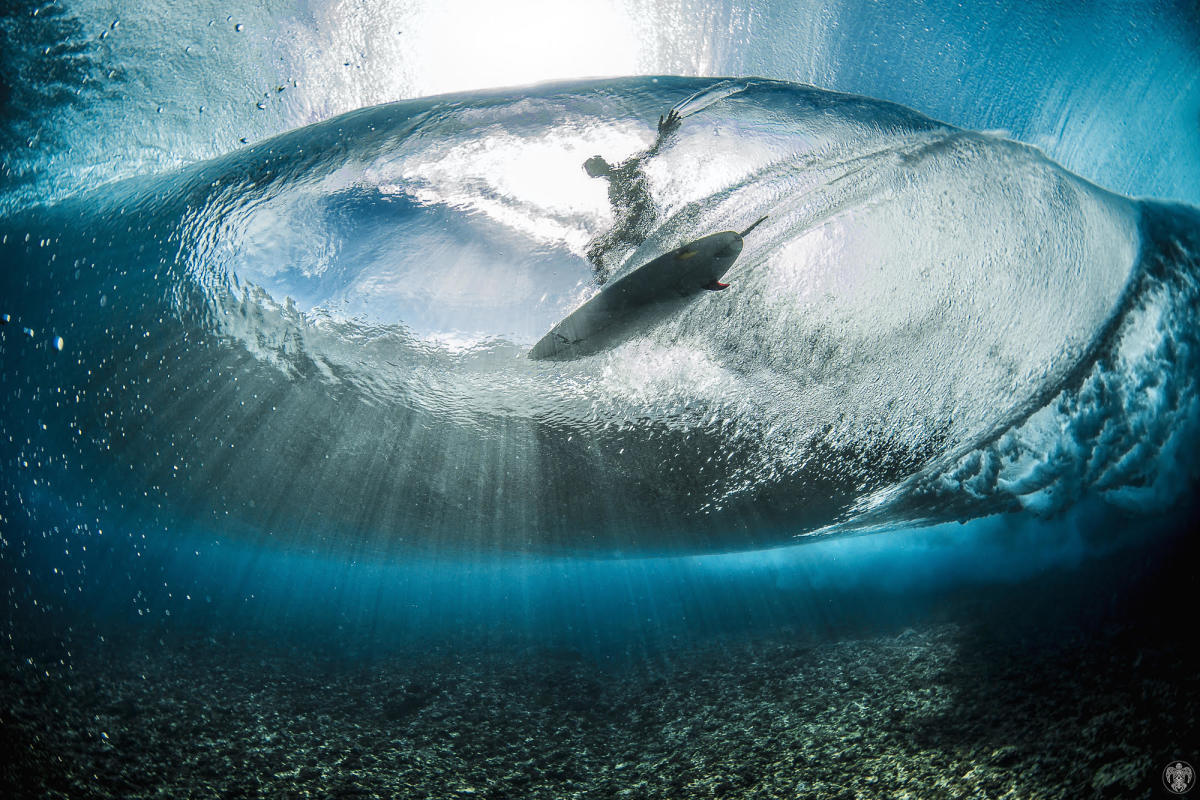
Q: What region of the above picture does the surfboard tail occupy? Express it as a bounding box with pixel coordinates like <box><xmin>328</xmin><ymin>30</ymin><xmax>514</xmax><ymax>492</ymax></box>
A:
<box><xmin>739</xmin><ymin>215</ymin><xmax>768</xmax><ymax>237</ymax></box>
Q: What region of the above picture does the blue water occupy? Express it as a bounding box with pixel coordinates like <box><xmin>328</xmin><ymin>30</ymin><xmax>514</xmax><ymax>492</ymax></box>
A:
<box><xmin>1</xmin><ymin>0</ymin><xmax>1198</xmax><ymax>795</ymax></box>
<box><xmin>5</xmin><ymin>75</ymin><xmax>1197</xmax><ymax>555</ymax></box>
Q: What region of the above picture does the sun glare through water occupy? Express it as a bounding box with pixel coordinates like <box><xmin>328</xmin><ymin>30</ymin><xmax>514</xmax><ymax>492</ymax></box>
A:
<box><xmin>410</xmin><ymin>0</ymin><xmax>642</xmax><ymax>95</ymax></box>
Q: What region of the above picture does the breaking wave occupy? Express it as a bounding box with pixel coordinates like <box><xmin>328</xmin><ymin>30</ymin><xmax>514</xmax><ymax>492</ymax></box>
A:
<box><xmin>2</xmin><ymin>77</ymin><xmax>1197</xmax><ymax>553</ymax></box>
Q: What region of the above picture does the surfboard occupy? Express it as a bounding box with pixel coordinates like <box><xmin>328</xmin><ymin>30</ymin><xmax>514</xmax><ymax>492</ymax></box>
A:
<box><xmin>529</xmin><ymin>217</ymin><xmax>765</xmax><ymax>360</ymax></box>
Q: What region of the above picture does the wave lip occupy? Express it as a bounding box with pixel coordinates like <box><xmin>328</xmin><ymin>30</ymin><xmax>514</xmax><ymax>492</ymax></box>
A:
<box><xmin>1</xmin><ymin>77</ymin><xmax>1193</xmax><ymax>554</ymax></box>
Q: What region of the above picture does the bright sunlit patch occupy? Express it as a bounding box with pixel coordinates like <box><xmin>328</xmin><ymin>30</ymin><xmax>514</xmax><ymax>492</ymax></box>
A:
<box><xmin>411</xmin><ymin>0</ymin><xmax>641</xmax><ymax>95</ymax></box>
<box><xmin>387</xmin><ymin>123</ymin><xmax>646</xmax><ymax>252</ymax></box>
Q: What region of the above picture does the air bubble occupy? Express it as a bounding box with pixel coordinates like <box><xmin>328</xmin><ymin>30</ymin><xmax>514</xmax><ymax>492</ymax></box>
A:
<box><xmin>53</xmin><ymin>336</ymin><xmax>64</xmax><ymax>351</ymax></box>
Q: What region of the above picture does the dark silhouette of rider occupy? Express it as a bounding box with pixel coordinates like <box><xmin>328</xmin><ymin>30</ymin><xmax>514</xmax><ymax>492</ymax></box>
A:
<box><xmin>583</xmin><ymin>109</ymin><xmax>682</xmax><ymax>283</ymax></box>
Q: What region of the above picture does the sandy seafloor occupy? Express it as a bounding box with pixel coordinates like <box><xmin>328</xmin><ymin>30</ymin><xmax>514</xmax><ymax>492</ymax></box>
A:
<box><xmin>3</xmin><ymin>519</ymin><xmax>1196</xmax><ymax>800</ymax></box>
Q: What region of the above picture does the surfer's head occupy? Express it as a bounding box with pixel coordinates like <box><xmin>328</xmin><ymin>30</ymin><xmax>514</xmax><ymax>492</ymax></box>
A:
<box><xmin>583</xmin><ymin>156</ymin><xmax>612</xmax><ymax>178</ymax></box>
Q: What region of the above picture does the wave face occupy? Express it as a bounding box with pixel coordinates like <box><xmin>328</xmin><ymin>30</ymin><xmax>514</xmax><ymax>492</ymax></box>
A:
<box><xmin>2</xmin><ymin>77</ymin><xmax>1197</xmax><ymax>554</ymax></box>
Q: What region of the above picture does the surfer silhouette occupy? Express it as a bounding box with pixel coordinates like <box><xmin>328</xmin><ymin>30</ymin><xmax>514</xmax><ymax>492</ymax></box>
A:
<box><xmin>583</xmin><ymin>109</ymin><xmax>683</xmax><ymax>282</ymax></box>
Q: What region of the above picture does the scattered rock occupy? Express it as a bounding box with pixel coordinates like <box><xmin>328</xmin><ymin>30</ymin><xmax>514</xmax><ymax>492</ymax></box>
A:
<box><xmin>0</xmin><ymin>620</ymin><xmax>1193</xmax><ymax>799</ymax></box>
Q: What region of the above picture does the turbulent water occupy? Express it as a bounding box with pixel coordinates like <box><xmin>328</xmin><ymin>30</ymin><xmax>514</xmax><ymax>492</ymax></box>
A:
<box><xmin>3</xmin><ymin>76</ymin><xmax>1197</xmax><ymax>554</ymax></box>
<box><xmin>3</xmin><ymin>3</ymin><xmax>1199</xmax><ymax>798</ymax></box>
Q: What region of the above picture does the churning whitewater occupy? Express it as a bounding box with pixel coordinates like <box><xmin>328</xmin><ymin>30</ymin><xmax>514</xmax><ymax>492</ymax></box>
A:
<box><xmin>2</xmin><ymin>77</ymin><xmax>1197</xmax><ymax>553</ymax></box>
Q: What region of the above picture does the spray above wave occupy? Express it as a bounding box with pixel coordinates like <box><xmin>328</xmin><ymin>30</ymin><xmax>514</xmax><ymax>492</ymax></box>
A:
<box><xmin>1</xmin><ymin>77</ymin><xmax>1194</xmax><ymax>554</ymax></box>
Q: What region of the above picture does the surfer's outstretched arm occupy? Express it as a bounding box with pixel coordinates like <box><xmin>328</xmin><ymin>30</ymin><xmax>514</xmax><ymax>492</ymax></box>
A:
<box><xmin>658</xmin><ymin>109</ymin><xmax>681</xmax><ymax>136</ymax></box>
<box><xmin>646</xmin><ymin>109</ymin><xmax>682</xmax><ymax>157</ymax></box>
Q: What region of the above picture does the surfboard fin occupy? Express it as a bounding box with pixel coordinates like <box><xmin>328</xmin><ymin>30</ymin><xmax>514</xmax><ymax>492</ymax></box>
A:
<box><xmin>704</xmin><ymin>279</ymin><xmax>730</xmax><ymax>291</ymax></box>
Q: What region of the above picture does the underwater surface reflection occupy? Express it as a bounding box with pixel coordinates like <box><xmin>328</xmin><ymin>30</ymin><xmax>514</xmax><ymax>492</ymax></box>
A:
<box><xmin>2</xmin><ymin>0</ymin><xmax>1198</xmax><ymax>796</ymax></box>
